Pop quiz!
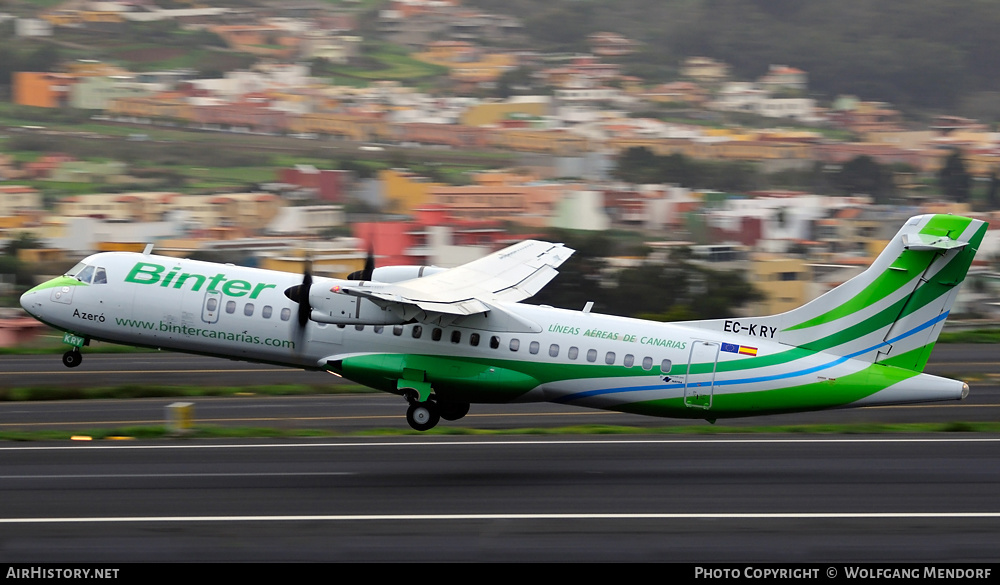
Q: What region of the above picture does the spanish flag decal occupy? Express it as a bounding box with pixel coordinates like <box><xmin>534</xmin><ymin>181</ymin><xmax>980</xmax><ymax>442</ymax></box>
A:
<box><xmin>722</xmin><ymin>343</ymin><xmax>759</xmax><ymax>356</ymax></box>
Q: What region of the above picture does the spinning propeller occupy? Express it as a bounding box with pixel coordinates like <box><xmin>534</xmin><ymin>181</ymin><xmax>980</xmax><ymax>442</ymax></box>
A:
<box><xmin>283</xmin><ymin>255</ymin><xmax>313</xmax><ymax>349</ymax></box>
<box><xmin>284</xmin><ymin>241</ymin><xmax>376</xmax><ymax>347</ymax></box>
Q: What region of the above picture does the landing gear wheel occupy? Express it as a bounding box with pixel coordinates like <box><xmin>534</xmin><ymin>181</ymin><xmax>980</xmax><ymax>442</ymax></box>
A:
<box><xmin>438</xmin><ymin>401</ymin><xmax>470</xmax><ymax>421</ymax></box>
<box><xmin>62</xmin><ymin>349</ymin><xmax>82</xmax><ymax>368</ymax></box>
<box><xmin>406</xmin><ymin>401</ymin><xmax>440</xmax><ymax>431</ymax></box>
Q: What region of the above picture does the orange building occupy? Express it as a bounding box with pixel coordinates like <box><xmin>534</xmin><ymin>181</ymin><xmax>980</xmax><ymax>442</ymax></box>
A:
<box><xmin>13</xmin><ymin>73</ymin><xmax>77</xmax><ymax>108</ymax></box>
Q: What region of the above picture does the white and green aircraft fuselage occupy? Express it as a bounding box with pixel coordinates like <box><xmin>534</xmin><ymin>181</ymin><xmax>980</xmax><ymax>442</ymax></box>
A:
<box><xmin>19</xmin><ymin>214</ymin><xmax>986</xmax><ymax>430</ymax></box>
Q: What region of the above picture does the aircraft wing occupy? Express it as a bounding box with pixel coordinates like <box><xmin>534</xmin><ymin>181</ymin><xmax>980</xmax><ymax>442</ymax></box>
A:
<box><xmin>341</xmin><ymin>240</ymin><xmax>574</xmax><ymax>317</ymax></box>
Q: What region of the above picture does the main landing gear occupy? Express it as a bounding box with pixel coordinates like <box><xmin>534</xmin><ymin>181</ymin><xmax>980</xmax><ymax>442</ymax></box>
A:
<box><xmin>404</xmin><ymin>396</ymin><xmax>470</xmax><ymax>431</ymax></box>
<box><xmin>62</xmin><ymin>348</ymin><xmax>82</xmax><ymax>368</ymax></box>
<box><xmin>406</xmin><ymin>401</ymin><xmax>439</xmax><ymax>432</ymax></box>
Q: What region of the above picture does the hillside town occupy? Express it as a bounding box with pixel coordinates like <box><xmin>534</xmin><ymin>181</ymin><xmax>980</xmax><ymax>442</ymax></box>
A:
<box><xmin>2</xmin><ymin>0</ymin><xmax>1000</xmax><ymax>326</ymax></box>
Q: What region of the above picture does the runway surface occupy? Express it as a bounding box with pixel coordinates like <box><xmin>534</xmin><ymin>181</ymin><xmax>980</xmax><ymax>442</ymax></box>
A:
<box><xmin>1</xmin><ymin>435</ymin><xmax>999</xmax><ymax>562</ymax></box>
<box><xmin>0</xmin><ymin>346</ymin><xmax>997</xmax><ymax>562</ymax></box>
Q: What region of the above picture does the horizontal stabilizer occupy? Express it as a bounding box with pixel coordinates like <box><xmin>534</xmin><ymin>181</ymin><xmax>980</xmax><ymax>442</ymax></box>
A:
<box><xmin>901</xmin><ymin>232</ymin><xmax>968</xmax><ymax>251</ymax></box>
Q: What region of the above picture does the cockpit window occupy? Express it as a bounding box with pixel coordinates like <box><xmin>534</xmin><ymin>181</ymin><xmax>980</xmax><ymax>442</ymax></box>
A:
<box><xmin>66</xmin><ymin>263</ymin><xmax>108</xmax><ymax>284</ymax></box>
<box><xmin>76</xmin><ymin>265</ymin><xmax>95</xmax><ymax>284</ymax></box>
<box><xmin>65</xmin><ymin>262</ymin><xmax>87</xmax><ymax>278</ymax></box>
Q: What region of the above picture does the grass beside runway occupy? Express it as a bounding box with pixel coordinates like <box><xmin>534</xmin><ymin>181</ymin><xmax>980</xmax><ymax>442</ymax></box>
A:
<box><xmin>2</xmin><ymin>421</ymin><xmax>1000</xmax><ymax>441</ymax></box>
<box><xmin>0</xmin><ymin>384</ymin><xmax>375</xmax><ymax>401</ymax></box>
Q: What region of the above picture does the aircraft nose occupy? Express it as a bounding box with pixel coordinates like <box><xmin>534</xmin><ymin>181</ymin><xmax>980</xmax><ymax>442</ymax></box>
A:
<box><xmin>20</xmin><ymin>280</ymin><xmax>54</xmax><ymax>319</ymax></box>
<box><xmin>20</xmin><ymin>287</ymin><xmax>40</xmax><ymax>317</ymax></box>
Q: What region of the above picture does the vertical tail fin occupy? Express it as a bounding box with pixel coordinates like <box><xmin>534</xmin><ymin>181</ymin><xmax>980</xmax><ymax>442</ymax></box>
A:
<box><xmin>690</xmin><ymin>214</ymin><xmax>987</xmax><ymax>371</ymax></box>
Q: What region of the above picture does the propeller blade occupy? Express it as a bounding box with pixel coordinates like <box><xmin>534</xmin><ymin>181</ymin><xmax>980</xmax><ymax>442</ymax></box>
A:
<box><xmin>362</xmin><ymin>244</ymin><xmax>375</xmax><ymax>281</ymax></box>
<box><xmin>283</xmin><ymin>257</ymin><xmax>313</xmax><ymax>353</ymax></box>
<box><xmin>348</xmin><ymin>243</ymin><xmax>376</xmax><ymax>281</ymax></box>
<box><xmin>297</xmin><ymin>267</ymin><xmax>312</xmax><ymax>327</ymax></box>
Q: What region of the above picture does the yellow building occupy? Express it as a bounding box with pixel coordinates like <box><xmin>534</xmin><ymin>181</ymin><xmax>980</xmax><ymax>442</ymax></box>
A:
<box><xmin>0</xmin><ymin>185</ymin><xmax>42</xmax><ymax>216</ymax></box>
<box><xmin>81</xmin><ymin>11</ymin><xmax>124</xmax><ymax>23</ymax></box>
<box><xmin>460</xmin><ymin>98</ymin><xmax>550</xmax><ymax>127</ymax></box>
<box><xmin>429</xmin><ymin>171</ymin><xmax>565</xmax><ymax>226</ymax></box>
<box><xmin>258</xmin><ymin>241</ymin><xmax>368</xmax><ymax>279</ymax></box>
<box><xmin>748</xmin><ymin>255</ymin><xmax>814</xmax><ymax>315</ymax></box>
<box><xmin>488</xmin><ymin>129</ymin><xmax>587</xmax><ymax>155</ymax></box>
<box><xmin>289</xmin><ymin>113</ymin><xmax>388</xmax><ymax>141</ymax></box>
<box><xmin>41</xmin><ymin>10</ymin><xmax>81</xmax><ymax>26</ymax></box>
<box><xmin>107</xmin><ymin>95</ymin><xmax>193</xmax><ymax>121</ymax></box>
<box><xmin>414</xmin><ymin>41</ymin><xmax>516</xmax><ymax>84</ymax></box>
<box><xmin>56</xmin><ymin>192</ymin><xmax>284</xmax><ymax>232</ymax></box>
<box><xmin>66</xmin><ymin>61</ymin><xmax>130</xmax><ymax>77</ymax></box>
<box><xmin>380</xmin><ymin>169</ymin><xmax>445</xmax><ymax>215</ymax></box>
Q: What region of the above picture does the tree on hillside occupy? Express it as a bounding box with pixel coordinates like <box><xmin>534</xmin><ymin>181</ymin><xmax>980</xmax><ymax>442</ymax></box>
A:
<box><xmin>986</xmin><ymin>172</ymin><xmax>999</xmax><ymax>210</ymax></box>
<box><xmin>530</xmin><ymin>232</ymin><xmax>762</xmax><ymax>320</ymax></box>
<box><xmin>938</xmin><ymin>150</ymin><xmax>971</xmax><ymax>203</ymax></box>
<box><xmin>834</xmin><ymin>156</ymin><xmax>893</xmax><ymax>204</ymax></box>
<box><xmin>613</xmin><ymin>146</ymin><xmax>660</xmax><ymax>184</ymax></box>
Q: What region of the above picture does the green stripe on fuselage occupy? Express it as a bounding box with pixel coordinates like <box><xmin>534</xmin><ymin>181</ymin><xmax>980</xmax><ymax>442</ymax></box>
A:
<box><xmin>615</xmin><ymin>362</ymin><xmax>919</xmax><ymax>419</ymax></box>
<box><xmin>25</xmin><ymin>276</ymin><xmax>86</xmax><ymax>294</ymax></box>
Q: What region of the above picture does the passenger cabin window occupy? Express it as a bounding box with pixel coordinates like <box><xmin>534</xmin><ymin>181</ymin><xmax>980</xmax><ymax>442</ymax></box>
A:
<box><xmin>509</xmin><ymin>338</ymin><xmax>520</xmax><ymax>351</ymax></box>
<box><xmin>432</xmin><ymin>328</ymin><xmax>443</xmax><ymax>341</ymax></box>
<box><xmin>568</xmin><ymin>346</ymin><xmax>579</xmax><ymax>360</ymax></box>
<box><xmin>412</xmin><ymin>325</ymin><xmax>423</xmax><ymax>339</ymax></box>
<box><xmin>393</xmin><ymin>325</ymin><xmax>403</xmax><ymax>336</ymax></box>
<box><xmin>206</xmin><ymin>297</ymin><xmax>218</xmax><ymax>312</ymax></box>
<box><xmin>355</xmin><ymin>325</ymin><xmax>364</xmax><ymax>331</ymax></box>
<box><xmin>280</xmin><ymin>308</ymin><xmax>290</xmax><ymax>321</ymax></box>
<box><xmin>490</xmin><ymin>336</ymin><xmax>500</xmax><ymax>349</ymax></box>
<box><xmin>587</xmin><ymin>349</ymin><xmax>598</xmax><ymax>362</ymax></box>
<box><xmin>244</xmin><ymin>303</ymin><xmax>254</xmax><ymax>316</ymax></box>
<box><xmin>470</xmin><ymin>333</ymin><xmax>480</xmax><ymax>346</ymax></box>
<box><xmin>226</xmin><ymin>301</ymin><xmax>236</xmax><ymax>314</ymax></box>
<box><xmin>451</xmin><ymin>331</ymin><xmax>461</xmax><ymax>344</ymax></box>
<box><xmin>262</xmin><ymin>306</ymin><xmax>273</xmax><ymax>319</ymax></box>
<box><xmin>642</xmin><ymin>356</ymin><xmax>653</xmax><ymax>371</ymax></box>
<box><xmin>549</xmin><ymin>344</ymin><xmax>560</xmax><ymax>358</ymax></box>
<box><xmin>374</xmin><ymin>325</ymin><xmax>384</xmax><ymax>334</ymax></box>
<box><xmin>624</xmin><ymin>354</ymin><xmax>634</xmax><ymax>368</ymax></box>
<box><xmin>661</xmin><ymin>359</ymin><xmax>672</xmax><ymax>373</ymax></box>
<box><xmin>605</xmin><ymin>352</ymin><xmax>616</xmax><ymax>365</ymax></box>
<box><xmin>529</xmin><ymin>341</ymin><xmax>540</xmax><ymax>355</ymax></box>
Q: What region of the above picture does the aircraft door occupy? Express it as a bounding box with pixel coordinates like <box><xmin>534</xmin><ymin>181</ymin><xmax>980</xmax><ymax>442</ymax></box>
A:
<box><xmin>308</xmin><ymin>323</ymin><xmax>344</xmax><ymax>346</ymax></box>
<box><xmin>685</xmin><ymin>340</ymin><xmax>719</xmax><ymax>410</ymax></box>
<box><xmin>202</xmin><ymin>290</ymin><xmax>221</xmax><ymax>324</ymax></box>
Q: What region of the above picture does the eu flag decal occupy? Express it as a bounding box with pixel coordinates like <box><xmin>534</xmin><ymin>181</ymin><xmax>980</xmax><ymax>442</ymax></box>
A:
<box><xmin>721</xmin><ymin>343</ymin><xmax>739</xmax><ymax>354</ymax></box>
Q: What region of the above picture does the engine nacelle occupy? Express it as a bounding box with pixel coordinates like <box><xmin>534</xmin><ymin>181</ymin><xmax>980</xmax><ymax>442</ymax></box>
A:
<box><xmin>371</xmin><ymin>265</ymin><xmax>446</xmax><ymax>283</ymax></box>
<box><xmin>307</xmin><ymin>283</ymin><xmax>404</xmax><ymax>325</ymax></box>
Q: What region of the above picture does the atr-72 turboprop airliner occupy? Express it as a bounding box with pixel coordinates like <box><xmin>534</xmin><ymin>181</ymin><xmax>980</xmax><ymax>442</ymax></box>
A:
<box><xmin>19</xmin><ymin>213</ymin><xmax>986</xmax><ymax>430</ymax></box>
